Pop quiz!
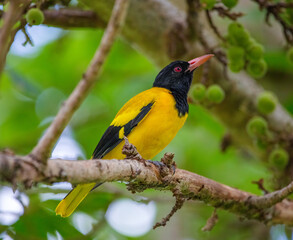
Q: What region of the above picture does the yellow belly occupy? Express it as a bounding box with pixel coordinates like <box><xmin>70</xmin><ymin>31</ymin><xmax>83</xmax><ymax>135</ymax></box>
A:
<box><xmin>103</xmin><ymin>88</ymin><xmax>188</xmax><ymax>160</ymax></box>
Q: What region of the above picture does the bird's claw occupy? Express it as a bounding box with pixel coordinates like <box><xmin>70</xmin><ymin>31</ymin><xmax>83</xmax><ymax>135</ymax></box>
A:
<box><xmin>170</xmin><ymin>164</ymin><xmax>176</xmax><ymax>175</ymax></box>
<box><xmin>147</xmin><ymin>160</ymin><xmax>165</xmax><ymax>169</ymax></box>
<box><xmin>147</xmin><ymin>160</ymin><xmax>176</xmax><ymax>176</ymax></box>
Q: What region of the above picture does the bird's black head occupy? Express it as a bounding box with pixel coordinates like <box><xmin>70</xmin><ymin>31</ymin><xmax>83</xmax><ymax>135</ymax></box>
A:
<box><xmin>153</xmin><ymin>61</ymin><xmax>193</xmax><ymax>95</ymax></box>
<box><xmin>153</xmin><ymin>54</ymin><xmax>213</xmax><ymax>116</ymax></box>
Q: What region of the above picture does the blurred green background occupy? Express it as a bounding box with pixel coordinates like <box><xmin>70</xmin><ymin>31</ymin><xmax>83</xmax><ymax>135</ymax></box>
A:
<box><xmin>1</xmin><ymin>3</ymin><xmax>292</xmax><ymax>238</ymax></box>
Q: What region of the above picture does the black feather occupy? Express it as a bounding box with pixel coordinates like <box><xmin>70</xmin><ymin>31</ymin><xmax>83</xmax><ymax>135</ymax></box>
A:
<box><xmin>92</xmin><ymin>101</ymin><xmax>154</xmax><ymax>159</ymax></box>
<box><xmin>92</xmin><ymin>125</ymin><xmax>121</xmax><ymax>159</ymax></box>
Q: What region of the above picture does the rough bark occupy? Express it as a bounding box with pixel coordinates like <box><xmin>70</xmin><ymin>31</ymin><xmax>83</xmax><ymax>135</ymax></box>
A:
<box><xmin>1</xmin><ymin>152</ymin><xmax>293</xmax><ymax>225</ymax></box>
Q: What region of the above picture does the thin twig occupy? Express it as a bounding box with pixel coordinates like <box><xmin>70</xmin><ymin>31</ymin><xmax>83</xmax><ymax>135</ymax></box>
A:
<box><xmin>0</xmin><ymin>0</ymin><xmax>30</xmax><ymax>79</ymax></box>
<box><xmin>250</xmin><ymin>181</ymin><xmax>293</xmax><ymax>208</ymax></box>
<box><xmin>186</xmin><ymin>0</ymin><xmax>228</xmax><ymax>67</ymax></box>
<box><xmin>30</xmin><ymin>0</ymin><xmax>130</xmax><ymax>163</ymax></box>
<box><xmin>252</xmin><ymin>178</ymin><xmax>269</xmax><ymax>194</ymax></box>
<box><xmin>212</xmin><ymin>6</ymin><xmax>244</xmax><ymax>20</ymax></box>
<box><xmin>202</xmin><ymin>208</ymin><xmax>218</xmax><ymax>231</ymax></box>
<box><xmin>252</xmin><ymin>0</ymin><xmax>293</xmax><ymax>44</ymax></box>
<box><xmin>270</xmin><ymin>2</ymin><xmax>293</xmax><ymax>8</ymax></box>
<box><xmin>21</xmin><ymin>27</ymin><xmax>34</xmax><ymax>46</ymax></box>
<box><xmin>205</xmin><ymin>10</ymin><xmax>225</xmax><ymax>41</ymax></box>
<box><xmin>153</xmin><ymin>194</ymin><xmax>185</xmax><ymax>229</ymax></box>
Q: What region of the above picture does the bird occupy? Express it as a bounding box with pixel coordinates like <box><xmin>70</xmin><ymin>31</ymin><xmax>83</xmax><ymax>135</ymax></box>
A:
<box><xmin>55</xmin><ymin>54</ymin><xmax>213</xmax><ymax>217</ymax></box>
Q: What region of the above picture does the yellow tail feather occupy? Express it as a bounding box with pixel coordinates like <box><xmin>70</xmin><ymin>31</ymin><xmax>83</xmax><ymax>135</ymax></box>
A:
<box><xmin>55</xmin><ymin>182</ymin><xmax>96</xmax><ymax>217</ymax></box>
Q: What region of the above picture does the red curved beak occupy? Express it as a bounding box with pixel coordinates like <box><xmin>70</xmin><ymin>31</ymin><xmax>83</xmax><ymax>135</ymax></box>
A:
<box><xmin>187</xmin><ymin>54</ymin><xmax>214</xmax><ymax>72</ymax></box>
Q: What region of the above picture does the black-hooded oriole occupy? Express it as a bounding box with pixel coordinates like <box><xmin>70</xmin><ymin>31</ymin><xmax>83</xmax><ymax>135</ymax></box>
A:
<box><xmin>55</xmin><ymin>54</ymin><xmax>213</xmax><ymax>217</ymax></box>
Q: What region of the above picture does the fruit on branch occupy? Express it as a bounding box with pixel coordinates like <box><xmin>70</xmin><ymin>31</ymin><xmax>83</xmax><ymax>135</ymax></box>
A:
<box><xmin>246</xmin><ymin>42</ymin><xmax>264</xmax><ymax>61</ymax></box>
<box><xmin>246</xmin><ymin>116</ymin><xmax>268</xmax><ymax>138</ymax></box>
<box><xmin>257</xmin><ymin>91</ymin><xmax>277</xmax><ymax>114</ymax></box>
<box><xmin>228</xmin><ymin>61</ymin><xmax>245</xmax><ymax>73</ymax></box>
<box><xmin>26</xmin><ymin>8</ymin><xmax>44</xmax><ymax>26</ymax></box>
<box><xmin>269</xmin><ymin>148</ymin><xmax>289</xmax><ymax>170</ymax></box>
<box><xmin>247</xmin><ymin>59</ymin><xmax>267</xmax><ymax>79</ymax></box>
<box><xmin>227</xmin><ymin>46</ymin><xmax>245</xmax><ymax>72</ymax></box>
<box><xmin>228</xmin><ymin>22</ymin><xmax>250</xmax><ymax>47</ymax></box>
<box><xmin>206</xmin><ymin>85</ymin><xmax>225</xmax><ymax>103</ymax></box>
<box><xmin>200</xmin><ymin>0</ymin><xmax>217</xmax><ymax>10</ymax></box>
<box><xmin>228</xmin><ymin>22</ymin><xmax>244</xmax><ymax>36</ymax></box>
<box><xmin>190</xmin><ymin>83</ymin><xmax>206</xmax><ymax>101</ymax></box>
<box><xmin>226</xmin><ymin>22</ymin><xmax>267</xmax><ymax>77</ymax></box>
<box><xmin>255</xmin><ymin>138</ymin><xmax>268</xmax><ymax>150</ymax></box>
<box><xmin>227</xmin><ymin>46</ymin><xmax>245</xmax><ymax>60</ymax></box>
<box><xmin>222</xmin><ymin>0</ymin><xmax>238</xmax><ymax>9</ymax></box>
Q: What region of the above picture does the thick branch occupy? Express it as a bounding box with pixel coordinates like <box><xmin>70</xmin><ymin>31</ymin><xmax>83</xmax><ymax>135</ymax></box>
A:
<box><xmin>1</xmin><ymin>152</ymin><xmax>293</xmax><ymax>225</ymax></box>
<box><xmin>43</xmin><ymin>9</ymin><xmax>106</xmax><ymax>29</ymax></box>
<box><xmin>30</xmin><ymin>0</ymin><xmax>129</xmax><ymax>162</ymax></box>
<box><xmin>0</xmin><ymin>0</ymin><xmax>30</xmax><ymax>78</ymax></box>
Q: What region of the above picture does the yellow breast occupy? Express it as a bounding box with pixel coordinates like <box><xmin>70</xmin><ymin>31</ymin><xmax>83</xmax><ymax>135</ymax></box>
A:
<box><xmin>103</xmin><ymin>87</ymin><xmax>188</xmax><ymax>160</ymax></box>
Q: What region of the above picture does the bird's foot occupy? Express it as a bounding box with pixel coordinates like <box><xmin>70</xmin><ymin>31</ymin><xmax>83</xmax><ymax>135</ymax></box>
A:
<box><xmin>122</xmin><ymin>136</ymin><xmax>142</xmax><ymax>160</ymax></box>
<box><xmin>147</xmin><ymin>153</ymin><xmax>176</xmax><ymax>177</ymax></box>
<box><xmin>160</xmin><ymin>152</ymin><xmax>176</xmax><ymax>175</ymax></box>
<box><xmin>147</xmin><ymin>160</ymin><xmax>165</xmax><ymax>169</ymax></box>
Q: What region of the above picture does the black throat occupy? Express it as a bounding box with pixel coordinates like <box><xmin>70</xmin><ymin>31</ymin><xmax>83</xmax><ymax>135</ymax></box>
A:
<box><xmin>152</xmin><ymin>60</ymin><xmax>193</xmax><ymax>117</ymax></box>
<box><xmin>170</xmin><ymin>88</ymin><xmax>189</xmax><ymax>117</ymax></box>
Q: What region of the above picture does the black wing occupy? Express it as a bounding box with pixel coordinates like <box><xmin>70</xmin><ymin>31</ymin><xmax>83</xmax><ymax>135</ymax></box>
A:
<box><xmin>92</xmin><ymin>102</ymin><xmax>154</xmax><ymax>159</ymax></box>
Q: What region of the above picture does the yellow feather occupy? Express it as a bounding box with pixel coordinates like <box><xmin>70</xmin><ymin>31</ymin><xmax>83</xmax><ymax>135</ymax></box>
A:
<box><xmin>118</xmin><ymin>127</ymin><xmax>125</xmax><ymax>139</ymax></box>
<box><xmin>55</xmin><ymin>183</ymin><xmax>96</xmax><ymax>217</ymax></box>
<box><xmin>110</xmin><ymin>88</ymin><xmax>157</xmax><ymax>127</ymax></box>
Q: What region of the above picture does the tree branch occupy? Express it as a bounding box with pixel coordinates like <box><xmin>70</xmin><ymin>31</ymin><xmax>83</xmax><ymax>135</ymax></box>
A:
<box><xmin>43</xmin><ymin>9</ymin><xmax>106</xmax><ymax>29</ymax></box>
<box><xmin>205</xmin><ymin>10</ymin><xmax>225</xmax><ymax>41</ymax></box>
<box><xmin>250</xmin><ymin>181</ymin><xmax>293</xmax><ymax>208</ymax></box>
<box><xmin>30</xmin><ymin>0</ymin><xmax>130</xmax><ymax>163</ymax></box>
<box><xmin>202</xmin><ymin>209</ymin><xmax>218</xmax><ymax>231</ymax></box>
<box><xmin>1</xmin><ymin>152</ymin><xmax>293</xmax><ymax>225</ymax></box>
<box><xmin>212</xmin><ymin>6</ymin><xmax>243</xmax><ymax>21</ymax></box>
<box><xmin>0</xmin><ymin>0</ymin><xmax>30</xmax><ymax>79</ymax></box>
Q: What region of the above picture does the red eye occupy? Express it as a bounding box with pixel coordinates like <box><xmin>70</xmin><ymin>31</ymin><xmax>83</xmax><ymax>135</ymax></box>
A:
<box><xmin>174</xmin><ymin>66</ymin><xmax>182</xmax><ymax>72</ymax></box>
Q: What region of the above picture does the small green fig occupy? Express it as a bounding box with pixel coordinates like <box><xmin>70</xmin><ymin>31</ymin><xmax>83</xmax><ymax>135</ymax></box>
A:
<box><xmin>269</xmin><ymin>148</ymin><xmax>289</xmax><ymax>170</ymax></box>
<box><xmin>26</xmin><ymin>8</ymin><xmax>44</xmax><ymax>26</ymax></box>
<box><xmin>246</xmin><ymin>116</ymin><xmax>268</xmax><ymax>138</ymax></box>
<box><xmin>190</xmin><ymin>83</ymin><xmax>206</xmax><ymax>101</ymax></box>
<box><xmin>206</xmin><ymin>85</ymin><xmax>225</xmax><ymax>103</ymax></box>
<box><xmin>257</xmin><ymin>91</ymin><xmax>277</xmax><ymax>114</ymax></box>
